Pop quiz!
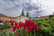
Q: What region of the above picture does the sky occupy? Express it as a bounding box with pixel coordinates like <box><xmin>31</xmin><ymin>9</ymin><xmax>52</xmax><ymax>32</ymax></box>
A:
<box><xmin>0</xmin><ymin>0</ymin><xmax>54</xmax><ymax>17</ymax></box>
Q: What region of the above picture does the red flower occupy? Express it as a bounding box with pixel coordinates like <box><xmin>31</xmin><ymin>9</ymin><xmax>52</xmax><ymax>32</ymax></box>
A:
<box><xmin>16</xmin><ymin>26</ymin><xmax>19</xmax><ymax>29</ymax></box>
<box><xmin>16</xmin><ymin>33</ymin><xmax>18</xmax><ymax>36</ymax></box>
<box><xmin>23</xmin><ymin>23</ymin><xmax>26</xmax><ymax>26</ymax></box>
<box><xmin>23</xmin><ymin>24</ymin><xmax>27</xmax><ymax>29</ymax></box>
<box><xmin>25</xmin><ymin>20</ymin><xmax>28</xmax><ymax>25</ymax></box>
<box><xmin>35</xmin><ymin>23</ymin><xmax>38</xmax><ymax>27</ymax></box>
<box><xmin>27</xmin><ymin>27</ymin><xmax>30</xmax><ymax>30</ymax></box>
<box><xmin>22</xmin><ymin>30</ymin><xmax>25</xmax><ymax>33</ymax></box>
<box><xmin>33</xmin><ymin>24</ymin><xmax>37</xmax><ymax>29</ymax></box>
<box><xmin>10</xmin><ymin>22</ymin><xmax>14</xmax><ymax>26</ymax></box>
<box><xmin>34</xmin><ymin>27</ymin><xmax>37</xmax><ymax>29</ymax></box>
<box><xmin>15</xmin><ymin>22</ymin><xmax>18</xmax><ymax>26</ymax></box>
<box><xmin>33</xmin><ymin>29</ymin><xmax>35</xmax><ymax>32</ymax></box>
<box><xmin>31</xmin><ymin>21</ymin><xmax>34</xmax><ymax>25</ymax></box>
<box><xmin>13</xmin><ymin>26</ymin><xmax>16</xmax><ymax>31</ymax></box>
<box><xmin>27</xmin><ymin>29</ymin><xmax>30</xmax><ymax>33</ymax></box>
<box><xmin>25</xmin><ymin>20</ymin><xmax>31</xmax><ymax>25</ymax></box>
<box><xmin>19</xmin><ymin>22</ymin><xmax>23</xmax><ymax>27</ymax></box>
<box><xmin>37</xmin><ymin>28</ymin><xmax>39</xmax><ymax>31</ymax></box>
<box><xmin>24</xmin><ymin>26</ymin><xmax>27</xmax><ymax>29</ymax></box>
<box><xmin>29</xmin><ymin>26</ymin><xmax>33</xmax><ymax>30</ymax></box>
<box><xmin>13</xmin><ymin>26</ymin><xmax>19</xmax><ymax>31</ymax></box>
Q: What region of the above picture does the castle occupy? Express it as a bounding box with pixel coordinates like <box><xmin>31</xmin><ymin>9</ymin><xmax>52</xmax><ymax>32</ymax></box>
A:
<box><xmin>0</xmin><ymin>10</ymin><xmax>30</xmax><ymax>22</ymax></box>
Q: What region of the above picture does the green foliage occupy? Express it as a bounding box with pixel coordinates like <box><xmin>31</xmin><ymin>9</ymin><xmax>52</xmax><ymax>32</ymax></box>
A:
<box><xmin>0</xmin><ymin>31</ymin><xmax>5</xmax><ymax>36</ymax></box>
<box><xmin>32</xmin><ymin>17</ymin><xmax>54</xmax><ymax>36</ymax></box>
<box><xmin>3</xmin><ymin>21</ymin><xmax>11</xmax><ymax>29</ymax></box>
<box><xmin>9</xmin><ymin>32</ymin><xmax>12</xmax><ymax>36</ymax></box>
<box><xmin>0</xmin><ymin>21</ymin><xmax>11</xmax><ymax>31</ymax></box>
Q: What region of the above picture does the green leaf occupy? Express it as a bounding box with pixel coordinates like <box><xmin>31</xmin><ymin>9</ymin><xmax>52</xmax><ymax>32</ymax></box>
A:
<box><xmin>9</xmin><ymin>32</ymin><xmax>12</xmax><ymax>36</ymax></box>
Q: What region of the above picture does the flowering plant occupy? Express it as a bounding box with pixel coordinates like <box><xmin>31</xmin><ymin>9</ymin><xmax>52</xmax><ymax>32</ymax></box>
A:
<box><xmin>9</xmin><ymin>20</ymin><xmax>39</xmax><ymax>36</ymax></box>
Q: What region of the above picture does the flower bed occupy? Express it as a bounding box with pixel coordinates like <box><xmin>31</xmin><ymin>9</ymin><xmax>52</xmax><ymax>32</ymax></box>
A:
<box><xmin>0</xmin><ymin>20</ymin><xmax>39</xmax><ymax>36</ymax></box>
<box><xmin>10</xmin><ymin>20</ymin><xmax>39</xmax><ymax>36</ymax></box>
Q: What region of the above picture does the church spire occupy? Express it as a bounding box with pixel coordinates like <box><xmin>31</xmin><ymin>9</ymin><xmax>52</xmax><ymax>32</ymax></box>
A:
<box><xmin>21</xmin><ymin>9</ymin><xmax>25</xmax><ymax>16</ymax></box>
<box><xmin>26</xmin><ymin>12</ymin><xmax>29</xmax><ymax>17</ymax></box>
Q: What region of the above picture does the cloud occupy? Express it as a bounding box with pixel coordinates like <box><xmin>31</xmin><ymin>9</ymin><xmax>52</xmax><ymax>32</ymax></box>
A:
<box><xmin>0</xmin><ymin>0</ymin><xmax>53</xmax><ymax>17</ymax></box>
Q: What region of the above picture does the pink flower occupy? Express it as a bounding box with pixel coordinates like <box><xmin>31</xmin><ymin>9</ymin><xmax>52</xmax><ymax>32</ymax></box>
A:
<box><xmin>13</xmin><ymin>26</ymin><xmax>16</xmax><ymax>31</ymax></box>
<box><xmin>31</xmin><ymin>21</ymin><xmax>34</xmax><ymax>25</ymax></box>
<box><xmin>23</xmin><ymin>25</ymin><xmax>27</xmax><ymax>29</ymax></box>
<box><xmin>25</xmin><ymin>20</ymin><xmax>31</xmax><ymax>25</ymax></box>
<box><xmin>22</xmin><ymin>30</ymin><xmax>25</xmax><ymax>33</ymax></box>
<box><xmin>16</xmin><ymin>26</ymin><xmax>19</xmax><ymax>29</ymax></box>
<box><xmin>10</xmin><ymin>22</ymin><xmax>14</xmax><ymax>26</ymax></box>
<box><xmin>19</xmin><ymin>22</ymin><xmax>23</xmax><ymax>27</ymax></box>
<box><xmin>27</xmin><ymin>29</ymin><xmax>30</xmax><ymax>33</ymax></box>
<box><xmin>37</xmin><ymin>28</ymin><xmax>39</xmax><ymax>31</ymax></box>
<box><xmin>13</xmin><ymin>26</ymin><xmax>19</xmax><ymax>31</ymax></box>
<box><xmin>16</xmin><ymin>33</ymin><xmax>18</xmax><ymax>36</ymax></box>
<box><xmin>15</xmin><ymin>22</ymin><xmax>18</xmax><ymax>26</ymax></box>
<box><xmin>33</xmin><ymin>29</ymin><xmax>35</xmax><ymax>32</ymax></box>
<box><xmin>29</xmin><ymin>26</ymin><xmax>33</xmax><ymax>30</ymax></box>
<box><xmin>35</xmin><ymin>23</ymin><xmax>38</xmax><ymax>27</ymax></box>
<box><xmin>33</xmin><ymin>24</ymin><xmax>37</xmax><ymax>29</ymax></box>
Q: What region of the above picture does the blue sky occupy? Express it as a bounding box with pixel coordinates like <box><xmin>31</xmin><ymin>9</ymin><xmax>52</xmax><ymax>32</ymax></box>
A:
<box><xmin>0</xmin><ymin>0</ymin><xmax>54</xmax><ymax>17</ymax></box>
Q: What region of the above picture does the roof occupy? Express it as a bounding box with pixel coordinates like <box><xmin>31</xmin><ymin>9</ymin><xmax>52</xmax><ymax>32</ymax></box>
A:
<box><xmin>39</xmin><ymin>16</ymin><xmax>49</xmax><ymax>18</ymax></box>
<box><xmin>0</xmin><ymin>14</ymin><xmax>7</xmax><ymax>17</ymax></box>
<box><xmin>0</xmin><ymin>13</ymin><xmax>50</xmax><ymax>19</ymax></box>
<box><xmin>33</xmin><ymin>16</ymin><xmax>49</xmax><ymax>19</ymax></box>
<box><xmin>0</xmin><ymin>13</ymin><xmax>16</xmax><ymax>19</ymax></box>
<box><xmin>34</xmin><ymin>17</ymin><xmax>38</xmax><ymax>18</ymax></box>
